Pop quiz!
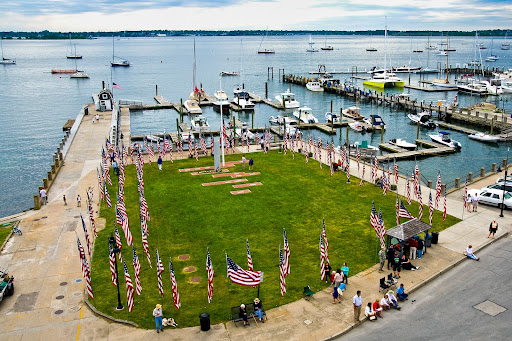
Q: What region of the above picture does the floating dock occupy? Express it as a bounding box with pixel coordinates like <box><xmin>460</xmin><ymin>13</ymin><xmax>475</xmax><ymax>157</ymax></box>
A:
<box><xmin>376</xmin><ymin>138</ymin><xmax>457</xmax><ymax>162</ymax></box>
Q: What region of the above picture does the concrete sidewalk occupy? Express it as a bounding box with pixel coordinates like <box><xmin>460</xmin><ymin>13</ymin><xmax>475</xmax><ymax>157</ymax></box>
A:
<box><xmin>0</xmin><ymin>109</ymin><xmax>510</xmax><ymax>341</ymax></box>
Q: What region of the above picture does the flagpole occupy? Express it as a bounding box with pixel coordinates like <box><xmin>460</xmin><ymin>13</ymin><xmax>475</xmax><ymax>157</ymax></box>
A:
<box><xmin>108</xmin><ymin>233</ymin><xmax>124</xmax><ymax>310</ymax></box>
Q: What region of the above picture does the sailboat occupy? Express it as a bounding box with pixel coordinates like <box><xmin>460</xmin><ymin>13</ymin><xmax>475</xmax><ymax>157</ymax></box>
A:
<box><xmin>0</xmin><ymin>38</ymin><xmax>15</xmax><ymax>65</ymax></box>
<box><xmin>70</xmin><ymin>46</ymin><xmax>89</xmax><ymax>78</ymax></box>
<box><xmin>258</xmin><ymin>29</ymin><xmax>275</xmax><ymax>54</ymax></box>
<box><xmin>213</xmin><ymin>74</ymin><xmax>229</xmax><ymax>113</ymax></box>
<box><xmin>432</xmin><ymin>33</ymin><xmax>457</xmax><ymax>89</ymax></box>
<box><xmin>417</xmin><ymin>35</ymin><xmax>439</xmax><ymax>74</ymax></box>
<box><xmin>111</xmin><ymin>36</ymin><xmax>130</xmax><ymax>67</ymax></box>
<box><xmin>363</xmin><ymin>20</ymin><xmax>404</xmax><ymax>88</ymax></box>
<box><xmin>502</xmin><ymin>31</ymin><xmax>510</xmax><ymax>50</ymax></box>
<box><xmin>485</xmin><ymin>40</ymin><xmax>499</xmax><ymax>62</ymax></box>
<box><xmin>233</xmin><ymin>40</ymin><xmax>255</xmax><ymax>111</ymax></box>
<box><xmin>321</xmin><ymin>37</ymin><xmax>333</xmax><ymax>51</ymax></box>
<box><xmin>66</xmin><ymin>34</ymin><xmax>82</xmax><ymax>59</ymax></box>
<box><xmin>185</xmin><ymin>39</ymin><xmax>203</xmax><ymax>114</ymax></box>
<box><xmin>306</xmin><ymin>35</ymin><xmax>319</xmax><ymax>52</ymax></box>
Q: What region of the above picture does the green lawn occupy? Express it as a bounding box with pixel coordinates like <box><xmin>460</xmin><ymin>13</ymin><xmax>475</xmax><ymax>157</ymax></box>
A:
<box><xmin>90</xmin><ymin>151</ymin><xmax>459</xmax><ymax>329</ymax></box>
<box><xmin>0</xmin><ymin>222</ymin><xmax>15</xmax><ymax>247</ymax></box>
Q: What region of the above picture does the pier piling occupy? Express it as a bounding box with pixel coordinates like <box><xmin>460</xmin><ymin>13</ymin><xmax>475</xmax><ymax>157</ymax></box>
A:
<box><xmin>455</xmin><ymin>178</ymin><xmax>460</xmax><ymax>188</ymax></box>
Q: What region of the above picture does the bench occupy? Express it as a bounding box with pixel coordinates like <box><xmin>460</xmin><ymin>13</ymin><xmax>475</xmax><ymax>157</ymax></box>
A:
<box><xmin>231</xmin><ymin>302</ymin><xmax>267</xmax><ymax>327</ymax></box>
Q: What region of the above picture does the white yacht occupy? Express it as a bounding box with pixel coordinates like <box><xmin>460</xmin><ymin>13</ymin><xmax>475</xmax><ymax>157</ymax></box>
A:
<box><xmin>213</xmin><ymin>90</ymin><xmax>229</xmax><ymax>113</ymax></box>
<box><xmin>457</xmin><ymin>81</ymin><xmax>488</xmax><ymax>96</ymax></box>
<box><xmin>479</xmin><ymin>80</ymin><xmax>503</xmax><ymax>95</ymax></box>
<box><xmin>275</xmin><ymin>89</ymin><xmax>300</xmax><ymax>109</ymax></box>
<box><xmin>191</xmin><ymin>115</ymin><xmax>210</xmax><ymax>131</ymax></box>
<box><xmin>389</xmin><ymin>138</ymin><xmax>416</xmax><ymax>151</ymax></box>
<box><xmin>269</xmin><ymin>115</ymin><xmax>297</xmax><ymax>125</ymax></box>
<box><xmin>184</xmin><ymin>99</ymin><xmax>202</xmax><ymax>114</ymax></box>
<box><xmin>408</xmin><ymin>112</ymin><xmax>437</xmax><ymax>128</ymax></box>
<box><xmin>342</xmin><ymin>106</ymin><xmax>365</xmax><ymax>121</ymax></box>
<box><xmin>468</xmin><ymin>132</ymin><xmax>501</xmax><ymax>143</ymax></box>
<box><xmin>233</xmin><ymin>87</ymin><xmax>255</xmax><ymax>111</ymax></box>
<box><xmin>429</xmin><ymin>131</ymin><xmax>462</xmax><ymax>150</ymax></box>
<box><xmin>293</xmin><ymin>107</ymin><xmax>318</xmax><ymax>124</ymax></box>
<box><xmin>363</xmin><ymin>115</ymin><xmax>386</xmax><ymax>131</ymax></box>
<box><xmin>306</xmin><ymin>81</ymin><xmax>323</xmax><ymax>92</ymax></box>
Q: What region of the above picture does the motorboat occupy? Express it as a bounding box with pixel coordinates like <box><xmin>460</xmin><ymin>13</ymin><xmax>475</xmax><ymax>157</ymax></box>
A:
<box><xmin>275</xmin><ymin>89</ymin><xmax>300</xmax><ymax>109</ymax></box>
<box><xmin>213</xmin><ymin>90</ymin><xmax>230</xmax><ymax>113</ymax></box>
<box><xmin>233</xmin><ymin>89</ymin><xmax>255</xmax><ymax>111</ymax></box>
<box><xmin>363</xmin><ymin>71</ymin><xmax>405</xmax><ymax>88</ymax></box>
<box><xmin>367</xmin><ymin>67</ymin><xmax>386</xmax><ymax>75</ymax></box>
<box><xmin>501</xmin><ymin>81</ymin><xmax>512</xmax><ymax>94</ymax></box>
<box><xmin>269</xmin><ymin>115</ymin><xmax>297</xmax><ymax>125</ymax></box>
<box><xmin>436</xmin><ymin>51</ymin><xmax>447</xmax><ymax>56</ymax></box>
<box><xmin>191</xmin><ymin>115</ymin><xmax>210</xmax><ymax>131</ymax></box>
<box><xmin>321</xmin><ymin>46</ymin><xmax>334</xmax><ymax>51</ymax></box>
<box><xmin>363</xmin><ymin>115</ymin><xmax>386</xmax><ymax>131</ymax></box>
<box><xmin>486</xmin><ymin>55</ymin><xmax>499</xmax><ymax>62</ymax></box>
<box><xmin>408</xmin><ymin>112</ymin><xmax>437</xmax><ymax>128</ymax></box>
<box><xmin>181</xmin><ymin>133</ymin><xmax>195</xmax><ymax>143</ymax></box>
<box><xmin>429</xmin><ymin>131</ymin><xmax>462</xmax><ymax>150</ymax></box>
<box><xmin>389</xmin><ymin>138</ymin><xmax>416</xmax><ymax>151</ymax></box>
<box><xmin>479</xmin><ymin>80</ymin><xmax>503</xmax><ymax>95</ymax></box>
<box><xmin>342</xmin><ymin>106</ymin><xmax>365</xmax><ymax>121</ymax></box>
<box><xmin>236</xmin><ymin>128</ymin><xmax>255</xmax><ymax>140</ymax></box>
<box><xmin>220</xmin><ymin>71</ymin><xmax>239</xmax><ymax>76</ymax></box>
<box><xmin>184</xmin><ymin>99</ymin><xmax>202</xmax><ymax>114</ymax></box>
<box><xmin>306</xmin><ymin>81</ymin><xmax>323</xmax><ymax>92</ymax></box>
<box><xmin>70</xmin><ymin>72</ymin><xmax>90</xmax><ymax>79</ymax></box>
<box><xmin>325</xmin><ymin>112</ymin><xmax>342</xmax><ymax>124</ymax></box>
<box><xmin>391</xmin><ymin>65</ymin><xmax>422</xmax><ymax>73</ymax></box>
<box><xmin>457</xmin><ymin>81</ymin><xmax>488</xmax><ymax>95</ymax></box>
<box><xmin>286</xmin><ymin>125</ymin><xmax>301</xmax><ymax>136</ymax></box>
<box><xmin>468</xmin><ymin>132</ymin><xmax>501</xmax><ymax>143</ymax></box>
<box><xmin>350</xmin><ymin>141</ymin><xmax>379</xmax><ymax>152</ymax></box>
<box><xmin>293</xmin><ymin>107</ymin><xmax>318</xmax><ymax>124</ymax></box>
<box><xmin>366</xmin><ymin>48</ymin><xmax>377</xmax><ymax>52</ymax></box>
<box><xmin>349</xmin><ymin>121</ymin><xmax>367</xmax><ymax>132</ymax></box>
<box><xmin>432</xmin><ymin>78</ymin><xmax>458</xmax><ymax>89</ymax></box>
<box><xmin>146</xmin><ymin>135</ymin><xmax>162</xmax><ymax>142</ymax></box>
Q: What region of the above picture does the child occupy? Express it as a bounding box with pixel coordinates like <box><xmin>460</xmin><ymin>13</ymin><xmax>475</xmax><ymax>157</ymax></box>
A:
<box><xmin>332</xmin><ymin>286</ymin><xmax>341</xmax><ymax>304</ymax></box>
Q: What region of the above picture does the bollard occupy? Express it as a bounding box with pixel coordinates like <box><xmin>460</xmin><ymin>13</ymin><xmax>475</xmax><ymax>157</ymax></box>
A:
<box><xmin>480</xmin><ymin>167</ymin><xmax>485</xmax><ymax>177</ymax></box>
<box><xmin>59</xmin><ymin>152</ymin><xmax>63</xmax><ymax>161</ymax></box>
<box><xmin>492</xmin><ymin>163</ymin><xmax>496</xmax><ymax>172</ymax></box>
<box><xmin>441</xmin><ymin>184</ymin><xmax>445</xmax><ymax>193</ymax></box>
<box><xmin>428</xmin><ymin>180</ymin><xmax>432</xmax><ymax>188</ymax></box>
<box><xmin>468</xmin><ymin>172</ymin><xmax>473</xmax><ymax>182</ymax></box>
<box><xmin>51</xmin><ymin>164</ymin><xmax>56</xmax><ymax>174</ymax></box>
<box><xmin>34</xmin><ymin>194</ymin><xmax>41</xmax><ymax>210</ymax></box>
<box><xmin>57</xmin><ymin>147</ymin><xmax>61</xmax><ymax>154</ymax></box>
<box><xmin>54</xmin><ymin>157</ymin><xmax>60</xmax><ymax>167</ymax></box>
<box><xmin>47</xmin><ymin>171</ymin><xmax>52</xmax><ymax>181</ymax></box>
<box><xmin>43</xmin><ymin>178</ymin><xmax>48</xmax><ymax>189</ymax></box>
<box><xmin>455</xmin><ymin>178</ymin><xmax>460</xmax><ymax>188</ymax></box>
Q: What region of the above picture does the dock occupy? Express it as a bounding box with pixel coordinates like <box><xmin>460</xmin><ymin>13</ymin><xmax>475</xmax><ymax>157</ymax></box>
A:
<box><xmin>376</xmin><ymin>138</ymin><xmax>457</xmax><ymax>162</ymax></box>
<box><xmin>378</xmin><ymin>143</ymin><xmax>408</xmax><ymax>153</ymax></box>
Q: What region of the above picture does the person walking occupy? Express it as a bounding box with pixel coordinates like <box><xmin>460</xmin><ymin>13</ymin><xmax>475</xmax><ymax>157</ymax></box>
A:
<box><xmin>408</xmin><ymin>238</ymin><xmax>418</xmax><ymax>260</ymax></box>
<box><xmin>387</xmin><ymin>244</ymin><xmax>395</xmax><ymax>270</ymax></box>
<box><xmin>39</xmin><ymin>188</ymin><xmax>47</xmax><ymax>205</ymax></box>
<box><xmin>472</xmin><ymin>193</ymin><xmax>479</xmax><ymax>212</ymax></box>
<box><xmin>153</xmin><ymin>304</ymin><xmax>164</xmax><ymax>333</ymax></box>
<box><xmin>378</xmin><ymin>247</ymin><xmax>386</xmax><ymax>272</ymax></box>
<box><xmin>77</xmin><ymin>194</ymin><xmax>81</xmax><ymax>207</ymax></box>
<box><xmin>248</xmin><ymin>157</ymin><xmax>254</xmax><ymax>171</ymax></box>
<box><xmin>157</xmin><ymin>156</ymin><xmax>163</xmax><ymax>171</ymax></box>
<box><xmin>332</xmin><ymin>285</ymin><xmax>341</xmax><ymax>304</ymax></box>
<box><xmin>341</xmin><ymin>262</ymin><xmax>349</xmax><ymax>284</ymax></box>
<box><xmin>242</xmin><ymin>154</ymin><xmax>246</xmax><ymax>170</ymax></box>
<box><xmin>393</xmin><ymin>251</ymin><xmax>401</xmax><ymax>279</ymax></box>
<box><xmin>488</xmin><ymin>220</ymin><xmax>498</xmax><ymax>239</ymax></box>
<box><xmin>353</xmin><ymin>290</ymin><xmax>362</xmax><ymax>323</ymax></box>
<box><xmin>63</xmin><ymin>194</ymin><xmax>67</xmax><ymax>206</ymax></box>
<box><xmin>466</xmin><ymin>193</ymin><xmax>473</xmax><ymax>213</ymax></box>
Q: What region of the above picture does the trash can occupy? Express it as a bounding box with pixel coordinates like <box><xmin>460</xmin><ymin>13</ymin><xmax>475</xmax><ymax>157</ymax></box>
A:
<box><xmin>84</xmin><ymin>106</ymin><xmax>89</xmax><ymax>115</ymax></box>
<box><xmin>431</xmin><ymin>232</ymin><xmax>439</xmax><ymax>244</ymax></box>
<box><xmin>199</xmin><ymin>313</ymin><xmax>210</xmax><ymax>331</ymax></box>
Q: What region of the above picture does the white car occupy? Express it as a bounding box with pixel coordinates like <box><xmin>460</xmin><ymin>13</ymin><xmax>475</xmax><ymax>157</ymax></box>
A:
<box><xmin>481</xmin><ymin>183</ymin><xmax>512</xmax><ymax>194</ymax></box>
<box><xmin>477</xmin><ymin>188</ymin><xmax>512</xmax><ymax>209</ymax></box>
<box><xmin>496</xmin><ymin>175</ymin><xmax>512</xmax><ymax>184</ymax></box>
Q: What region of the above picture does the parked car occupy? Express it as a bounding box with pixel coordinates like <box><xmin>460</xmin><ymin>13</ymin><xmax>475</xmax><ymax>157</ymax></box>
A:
<box><xmin>496</xmin><ymin>175</ymin><xmax>512</xmax><ymax>184</ymax></box>
<box><xmin>481</xmin><ymin>183</ymin><xmax>512</xmax><ymax>193</ymax></box>
<box><xmin>477</xmin><ymin>188</ymin><xmax>512</xmax><ymax>209</ymax></box>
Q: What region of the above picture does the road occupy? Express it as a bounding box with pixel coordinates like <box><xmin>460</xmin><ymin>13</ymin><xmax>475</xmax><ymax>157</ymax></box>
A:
<box><xmin>339</xmin><ymin>235</ymin><xmax>512</xmax><ymax>341</ymax></box>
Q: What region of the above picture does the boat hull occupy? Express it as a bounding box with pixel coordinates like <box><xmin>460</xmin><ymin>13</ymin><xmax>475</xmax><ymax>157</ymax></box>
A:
<box><xmin>363</xmin><ymin>80</ymin><xmax>405</xmax><ymax>88</ymax></box>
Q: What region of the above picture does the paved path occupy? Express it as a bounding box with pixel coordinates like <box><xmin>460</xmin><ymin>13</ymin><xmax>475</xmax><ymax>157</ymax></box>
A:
<box><xmin>0</xmin><ymin>107</ymin><xmax>510</xmax><ymax>341</ymax></box>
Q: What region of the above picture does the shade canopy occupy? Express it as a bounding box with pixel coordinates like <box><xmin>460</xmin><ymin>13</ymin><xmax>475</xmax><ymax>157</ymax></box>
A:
<box><xmin>385</xmin><ymin>218</ymin><xmax>431</xmax><ymax>242</ymax></box>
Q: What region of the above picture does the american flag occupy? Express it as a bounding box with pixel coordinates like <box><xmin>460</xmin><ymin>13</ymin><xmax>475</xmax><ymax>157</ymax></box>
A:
<box><xmin>141</xmin><ymin>225</ymin><xmax>151</xmax><ymax>267</ymax></box>
<box><xmin>395</xmin><ymin>196</ymin><xmax>400</xmax><ymax>226</ymax></box>
<box><xmin>168</xmin><ymin>137</ymin><xmax>173</xmax><ymax>163</ymax></box>
<box><xmin>414</xmin><ymin>164</ymin><xmax>420</xmax><ymax>198</ymax></box>
<box><xmin>346</xmin><ymin>157</ymin><xmax>350</xmax><ymax>182</ymax></box>
<box><xmin>97</xmin><ymin>168</ymin><xmax>104</xmax><ymax>201</ymax></box>
<box><xmin>394</xmin><ymin>159</ymin><xmax>399</xmax><ymax>186</ymax></box>
<box><xmin>148</xmin><ymin>144</ymin><xmax>154</xmax><ymax>165</ymax></box>
<box><xmin>308</xmin><ymin>135</ymin><xmax>312</xmax><ymax>155</ymax></box>
<box><xmin>200</xmin><ymin>134</ymin><xmax>207</xmax><ymax>156</ymax></box>
<box><xmin>116</xmin><ymin>198</ymin><xmax>133</xmax><ymax>246</ymax></box>
<box><xmin>341</xmin><ymin>147</ymin><xmax>346</xmax><ymax>171</ymax></box>
<box><xmin>119</xmin><ymin>158</ymin><xmax>125</xmax><ymax>182</ymax></box>
<box><xmin>403</xmin><ymin>180</ymin><xmax>409</xmax><ymax>206</ymax></box>
<box><xmin>370</xmin><ymin>201</ymin><xmax>381</xmax><ymax>241</ymax></box>
<box><xmin>163</xmin><ymin>136</ymin><xmax>169</xmax><ymax>158</ymax></box>
<box><xmin>357</xmin><ymin>148</ymin><xmax>361</xmax><ymax>171</ymax></box>
<box><xmin>103</xmin><ymin>159</ymin><xmax>112</xmax><ymax>186</ymax></box>
<box><xmin>360</xmin><ymin>161</ymin><xmax>365</xmax><ymax>186</ymax></box>
<box><xmin>109</xmin><ymin>243</ymin><xmax>117</xmax><ymax>286</ymax></box>
<box><xmin>318</xmin><ymin>138</ymin><xmax>322</xmax><ymax>169</ymax></box>
<box><xmin>283</xmin><ymin>228</ymin><xmax>290</xmax><ymax>275</ymax></box>
<box><xmin>169</xmin><ymin>257</ymin><xmax>181</xmax><ymax>310</ymax></box>
<box><xmin>378</xmin><ymin>209</ymin><xmax>386</xmax><ymax>248</ymax></box>
<box><xmin>382</xmin><ymin>174</ymin><xmax>388</xmax><ymax>195</ymax></box>
<box><xmin>132</xmin><ymin>246</ymin><xmax>142</xmax><ymax>295</ymax></box>
<box><xmin>77</xmin><ymin>236</ymin><xmax>93</xmax><ymax>299</ymax></box>
<box><xmin>435</xmin><ymin>170</ymin><xmax>442</xmax><ymax>208</ymax></box>
<box><xmin>140</xmin><ymin>193</ymin><xmax>150</xmax><ymax>221</ymax></box>
<box><xmin>122</xmin><ymin>146</ymin><xmax>128</xmax><ymax>166</ymax></box>
<box><xmin>80</xmin><ymin>215</ymin><xmax>92</xmax><ymax>259</ymax></box>
<box><xmin>115</xmin><ymin>225</ymin><xmax>123</xmax><ymax>260</ymax></box>
<box><xmin>106</xmin><ymin>139</ymin><xmax>115</xmax><ymax>154</ymax></box>
<box><xmin>418</xmin><ymin>186</ymin><xmax>423</xmax><ymax>220</ymax></box>
<box><xmin>387</xmin><ymin>166</ymin><xmax>392</xmax><ymax>191</ymax></box>
<box><xmin>370</xmin><ymin>156</ymin><xmax>375</xmax><ymax>183</ymax></box>
<box><xmin>279</xmin><ymin>245</ymin><xmax>287</xmax><ymax>296</ymax></box>
<box><xmin>256</xmin><ymin>132</ymin><xmax>260</xmax><ymax>146</ymax></box>
<box><xmin>194</xmin><ymin>141</ymin><xmax>199</xmax><ymax>162</ymax></box>
<box><xmin>429</xmin><ymin>191</ymin><xmax>434</xmax><ymax>225</ymax></box>
<box><xmin>157</xmin><ymin>140</ymin><xmax>161</xmax><ymax>157</ymax></box>
<box><xmin>291</xmin><ymin>136</ymin><xmax>295</xmax><ymax>159</ymax></box>
<box><xmin>399</xmin><ymin>199</ymin><xmax>415</xmax><ymax>220</ymax></box>
<box><xmin>443</xmin><ymin>188</ymin><xmax>447</xmax><ymax>221</ymax></box>
<box><xmin>230</xmin><ymin>132</ymin><xmax>234</xmax><ymax>154</ymax></box>
<box><xmin>283</xmin><ymin>131</ymin><xmax>288</xmax><ymax>155</ymax></box>
<box><xmin>246</xmin><ymin>239</ymin><xmax>253</xmax><ymax>271</ymax></box>
<box><xmin>87</xmin><ymin>196</ymin><xmax>97</xmax><ymax>237</ymax></box>
<box><xmin>178</xmin><ymin>138</ymin><xmax>183</xmax><ymax>159</ymax></box>
<box><xmin>329</xmin><ymin>144</ymin><xmax>334</xmax><ymax>176</ymax></box>
<box><xmin>130</xmin><ymin>144</ymin><xmax>135</xmax><ymax>163</ymax></box>
<box><xmin>123</xmin><ymin>260</ymin><xmax>134</xmax><ymax>312</ymax></box>
<box><xmin>322</xmin><ymin>218</ymin><xmax>329</xmax><ymax>265</ymax></box>
<box><xmin>143</xmin><ymin>137</ymin><xmax>149</xmax><ymax>162</ymax></box>
<box><xmin>156</xmin><ymin>249</ymin><xmax>164</xmax><ymax>297</ymax></box>
<box><xmin>225</xmin><ymin>254</ymin><xmax>262</xmax><ymax>286</ymax></box>
<box><xmin>206</xmin><ymin>248</ymin><xmax>214</xmax><ymax>303</ymax></box>
<box><xmin>319</xmin><ymin>233</ymin><xmax>326</xmax><ymax>280</ymax></box>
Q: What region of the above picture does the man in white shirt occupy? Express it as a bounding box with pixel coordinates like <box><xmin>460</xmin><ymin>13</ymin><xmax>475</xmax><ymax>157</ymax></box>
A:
<box><xmin>153</xmin><ymin>304</ymin><xmax>164</xmax><ymax>333</ymax></box>
<box><xmin>465</xmin><ymin>245</ymin><xmax>480</xmax><ymax>261</ymax></box>
<box><xmin>39</xmin><ymin>188</ymin><xmax>47</xmax><ymax>205</ymax></box>
<box><xmin>380</xmin><ymin>295</ymin><xmax>391</xmax><ymax>311</ymax></box>
<box><xmin>353</xmin><ymin>290</ymin><xmax>362</xmax><ymax>323</ymax></box>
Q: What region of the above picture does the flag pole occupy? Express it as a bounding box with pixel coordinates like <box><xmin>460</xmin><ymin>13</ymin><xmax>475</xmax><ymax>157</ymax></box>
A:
<box><xmin>108</xmin><ymin>232</ymin><xmax>124</xmax><ymax>310</ymax></box>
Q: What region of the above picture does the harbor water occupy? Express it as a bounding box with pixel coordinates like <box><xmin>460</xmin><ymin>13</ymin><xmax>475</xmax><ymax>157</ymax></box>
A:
<box><xmin>0</xmin><ymin>35</ymin><xmax>511</xmax><ymax>217</ymax></box>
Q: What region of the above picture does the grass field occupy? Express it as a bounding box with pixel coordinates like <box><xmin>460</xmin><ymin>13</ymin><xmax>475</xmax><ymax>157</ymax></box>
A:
<box><xmin>0</xmin><ymin>222</ymin><xmax>15</xmax><ymax>247</ymax></box>
<box><xmin>90</xmin><ymin>150</ymin><xmax>459</xmax><ymax>329</ymax></box>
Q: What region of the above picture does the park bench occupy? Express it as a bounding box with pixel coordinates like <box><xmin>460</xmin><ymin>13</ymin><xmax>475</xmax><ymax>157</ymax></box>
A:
<box><xmin>231</xmin><ymin>302</ymin><xmax>267</xmax><ymax>326</ymax></box>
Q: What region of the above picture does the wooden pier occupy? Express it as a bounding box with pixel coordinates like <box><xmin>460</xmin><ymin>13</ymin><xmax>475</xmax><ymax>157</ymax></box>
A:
<box><xmin>376</xmin><ymin>138</ymin><xmax>457</xmax><ymax>162</ymax></box>
<box><xmin>378</xmin><ymin>143</ymin><xmax>408</xmax><ymax>153</ymax></box>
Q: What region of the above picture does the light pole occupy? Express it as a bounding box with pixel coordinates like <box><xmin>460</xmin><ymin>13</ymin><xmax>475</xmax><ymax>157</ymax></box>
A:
<box><xmin>108</xmin><ymin>233</ymin><xmax>124</xmax><ymax>310</ymax></box>
<box><xmin>499</xmin><ymin>147</ymin><xmax>509</xmax><ymax>218</ymax></box>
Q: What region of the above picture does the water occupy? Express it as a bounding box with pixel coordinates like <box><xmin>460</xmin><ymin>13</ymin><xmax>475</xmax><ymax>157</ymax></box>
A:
<box><xmin>0</xmin><ymin>35</ymin><xmax>511</xmax><ymax>217</ymax></box>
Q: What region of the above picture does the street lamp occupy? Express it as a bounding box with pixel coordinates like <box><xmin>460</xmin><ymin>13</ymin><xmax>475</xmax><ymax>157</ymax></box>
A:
<box><xmin>499</xmin><ymin>147</ymin><xmax>509</xmax><ymax>218</ymax></box>
<box><xmin>108</xmin><ymin>232</ymin><xmax>124</xmax><ymax>310</ymax></box>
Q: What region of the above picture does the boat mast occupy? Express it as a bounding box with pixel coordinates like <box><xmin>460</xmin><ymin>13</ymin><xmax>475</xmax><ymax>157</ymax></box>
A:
<box><xmin>112</xmin><ymin>36</ymin><xmax>115</xmax><ymax>63</ymax></box>
<box><xmin>445</xmin><ymin>33</ymin><xmax>449</xmax><ymax>83</ymax></box>
<box><xmin>1</xmin><ymin>38</ymin><xmax>4</xmax><ymax>60</ymax></box>
<box><xmin>192</xmin><ymin>38</ymin><xmax>196</xmax><ymax>92</ymax></box>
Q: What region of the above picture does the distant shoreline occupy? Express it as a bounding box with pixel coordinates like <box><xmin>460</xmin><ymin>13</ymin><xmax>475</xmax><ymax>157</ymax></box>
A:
<box><xmin>1</xmin><ymin>29</ymin><xmax>511</xmax><ymax>40</ymax></box>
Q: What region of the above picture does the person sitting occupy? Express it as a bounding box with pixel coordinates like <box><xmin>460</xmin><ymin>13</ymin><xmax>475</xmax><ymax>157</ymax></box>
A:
<box><xmin>253</xmin><ymin>298</ymin><xmax>265</xmax><ymax>322</ymax></box>
<box><xmin>400</xmin><ymin>254</ymin><xmax>420</xmax><ymax>271</ymax></box>
<box><xmin>465</xmin><ymin>245</ymin><xmax>480</xmax><ymax>261</ymax></box>
<box><xmin>239</xmin><ymin>304</ymin><xmax>249</xmax><ymax>326</ymax></box>
<box><xmin>364</xmin><ymin>302</ymin><xmax>377</xmax><ymax>321</ymax></box>
<box><xmin>387</xmin><ymin>291</ymin><xmax>401</xmax><ymax>310</ymax></box>
<box><xmin>396</xmin><ymin>284</ymin><xmax>409</xmax><ymax>301</ymax></box>
<box><xmin>380</xmin><ymin>295</ymin><xmax>391</xmax><ymax>311</ymax></box>
<box><xmin>372</xmin><ymin>298</ymin><xmax>383</xmax><ymax>318</ymax></box>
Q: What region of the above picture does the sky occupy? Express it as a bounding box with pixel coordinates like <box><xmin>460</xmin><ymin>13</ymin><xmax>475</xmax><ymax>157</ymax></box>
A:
<box><xmin>1</xmin><ymin>0</ymin><xmax>511</xmax><ymax>32</ymax></box>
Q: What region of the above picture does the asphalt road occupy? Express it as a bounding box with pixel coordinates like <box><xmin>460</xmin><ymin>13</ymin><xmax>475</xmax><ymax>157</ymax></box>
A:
<box><xmin>339</xmin><ymin>235</ymin><xmax>512</xmax><ymax>341</ymax></box>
